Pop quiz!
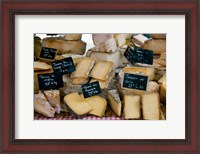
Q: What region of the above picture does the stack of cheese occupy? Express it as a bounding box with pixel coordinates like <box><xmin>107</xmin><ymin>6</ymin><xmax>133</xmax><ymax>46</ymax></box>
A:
<box><xmin>41</xmin><ymin>34</ymin><xmax>86</xmax><ymax>55</ymax></box>
<box><xmin>89</xmin><ymin>60</ymin><xmax>115</xmax><ymax>89</ymax></box>
<box><xmin>87</xmin><ymin>34</ymin><xmax>130</xmax><ymax>68</ymax></box>
<box><xmin>34</xmin><ymin>61</ymin><xmax>62</xmax><ymax>115</ymax></box>
<box><xmin>64</xmin><ymin>92</ymin><xmax>107</xmax><ymax>118</ymax></box>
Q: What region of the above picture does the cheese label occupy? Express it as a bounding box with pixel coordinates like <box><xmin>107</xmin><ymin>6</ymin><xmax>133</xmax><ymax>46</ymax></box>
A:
<box><xmin>51</xmin><ymin>57</ymin><xmax>75</xmax><ymax>75</ymax></box>
<box><xmin>82</xmin><ymin>81</ymin><xmax>101</xmax><ymax>98</ymax></box>
<box><xmin>39</xmin><ymin>47</ymin><xmax>57</xmax><ymax>60</ymax></box>
<box><xmin>123</xmin><ymin>73</ymin><xmax>148</xmax><ymax>91</ymax></box>
<box><xmin>124</xmin><ymin>46</ymin><xmax>153</xmax><ymax>65</ymax></box>
<box><xmin>37</xmin><ymin>73</ymin><xmax>63</xmax><ymax>90</ymax></box>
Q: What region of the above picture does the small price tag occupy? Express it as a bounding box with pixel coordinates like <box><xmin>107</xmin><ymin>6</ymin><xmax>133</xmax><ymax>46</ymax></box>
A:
<box><xmin>39</xmin><ymin>47</ymin><xmax>57</xmax><ymax>61</ymax></box>
<box><xmin>122</xmin><ymin>73</ymin><xmax>148</xmax><ymax>91</ymax></box>
<box><xmin>124</xmin><ymin>46</ymin><xmax>153</xmax><ymax>65</ymax></box>
<box><xmin>37</xmin><ymin>73</ymin><xmax>63</xmax><ymax>90</ymax></box>
<box><xmin>51</xmin><ymin>57</ymin><xmax>75</xmax><ymax>75</ymax></box>
<box><xmin>81</xmin><ymin>81</ymin><xmax>101</xmax><ymax>98</ymax></box>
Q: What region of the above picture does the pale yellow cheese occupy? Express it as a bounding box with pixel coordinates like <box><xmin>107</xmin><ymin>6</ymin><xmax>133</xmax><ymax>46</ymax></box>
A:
<box><xmin>142</xmin><ymin>93</ymin><xmax>160</xmax><ymax>120</ymax></box>
<box><xmin>64</xmin><ymin>34</ymin><xmax>82</xmax><ymax>41</ymax></box>
<box><xmin>123</xmin><ymin>95</ymin><xmax>141</xmax><ymax>119</ymax></box>
<box><xmin>64</xmin><ymin>92</ymin><xmax>93</xmax><ymax>116</ymax></box>
<box><xmin>71</xmin><ymin>57</ymin><xmax>95</xmax><ymax>78</ymax></box>
<box><xmin>71</xmin><ymin>78</ymin><xmax>89</xmax><ymax>85</ymax></box>
<box><xmin>90</xmin><ymin>60</ymin><xmax>114</xmax><ymax>81</ymax></box>
<box><xmin>81</xmin><ymin>95</ymin><xmax>107</xmax><ymax>117</ymax></box>
<box><xmin>123</xmin><ymin>67</ymin><xmax>155</xmax><ymax>81</ymax></box>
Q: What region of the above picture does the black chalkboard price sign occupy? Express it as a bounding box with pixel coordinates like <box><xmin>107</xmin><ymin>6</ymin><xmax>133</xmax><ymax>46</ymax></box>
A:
<box><xmin>51</xmin><ymin>57</ymin><xmax>75</xmax><ymax>75</ymax></box>
<box><xmin>124</xmin><ymin>46</ymin><xmax>153</xmax><ymax>65</ymax></box>
<box><xmin>122</xmin><ymin>73</ymin><xmax>148</xmax><ymax>91</ymax></box>
<box><xmin>82</xmin><ymin>81</ymin><xmax>101</xmax><ymax>98</ymax></box>
<box><xmin>37</xmin><ymin>73</ymin><xmax>63</xmax><ymax>90</ymax></box>
<box><xmin>39</xmin><ymin>47</ymin><xmax>57</xmax><ymax>61</ymax></box>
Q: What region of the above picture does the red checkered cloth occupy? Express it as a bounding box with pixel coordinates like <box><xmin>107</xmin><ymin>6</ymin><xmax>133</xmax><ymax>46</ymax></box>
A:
<box><xmin>34</xmin><ymin>112</ymin><xmax>124</xmax><ymax>120</ymax></box>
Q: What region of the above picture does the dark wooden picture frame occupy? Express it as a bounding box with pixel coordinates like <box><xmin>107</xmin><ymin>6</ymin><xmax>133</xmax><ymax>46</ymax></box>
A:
<box><xmin>1</xmin><ymin>0</ymin><xmax>199</xmax><ymax>153</ymax></box>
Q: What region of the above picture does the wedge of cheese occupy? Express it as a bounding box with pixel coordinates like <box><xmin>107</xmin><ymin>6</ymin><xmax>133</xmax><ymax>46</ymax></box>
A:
<box><xmin>143</xmin><ymin>39</ymin><xmax>166</xmax><ymax>54</ymax></box>
<box><xmin>123</xmin><ymin>67</ymin><xmax>155</xmax><ymax>81</ymax></box>
<box><xmin>81</xmin><ymin>95</ymin><xmax>107</xmax><ymax>117</ymax></box>
<box><xmin>71</xmin><ymin>57</ymin><xmax>95</xmax><ymax>78</ymax></box>
<box><xmin>114</xmin><ymin>34</ymin><xmax>126</xmax><ymax>47</ymax></box>
<box><xmin>71</xmin><ymin>77</ymin><xmax>89</xmax><ymax>85</ymax></box>
<box><xmin>123</xmin><ymin>95</ymin><xmax>141</xmax><ymax>119</ymax></box>
<box><xmin>89</xmin><ymin>38</ymin><xmax>117</xmax><ymax>53</ymax></box>
<box><xmin>34</xmin><ymin>92</ymin><xmax>55</xmax><ymax>117</ymax></box>
<box><xmin>107</xmin><ymin>90</ymin><xmax>122</xmax><ymax>116</ymax></box>
<box><xmin>90</xmin><ymin>61</ymin><xmax>114</xmax><ymax>81</ymax></box>
<box><xmin>92</xmin><ymin>34</ymin><xmax>114</xmax><ymax>46</ymax></box>
<box><xmin>43</xmin><ymin>90</ymin><xmax>62</xmax><ymax>114</ymax></box>
<box><xmin>90</xmin><ymin>70</ymin><xmax>115</xmax><ymax>89</ymax></box>
<box><xmin>34</xmin><ymin>61</ymin><xmax>51</xmax><ymax>71</ymax></box>
<box><xmin>142</xmin><ymin>93</ymin><xmax>160</xmax><ymax>120</ymax></box>
<box><xmin>64</xmin><ymin>34</ymin><xmax>82</xmax><ymax>41</ymax></box>
<box><xmin>64</xmin><ymin>92</ymin><xmax>93</xmax><ymax>118</ymax></box>
<box><xmin>42</xmin><ymin>37</ymin><xmax>86</xmax><ymax>55</ymax></box>
<box><xmin>87</xmin><ymin>50</ymin><xmax>123</xmax><ymax>68</ymax></box>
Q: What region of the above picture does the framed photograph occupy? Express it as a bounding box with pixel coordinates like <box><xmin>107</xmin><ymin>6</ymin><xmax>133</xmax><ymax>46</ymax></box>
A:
<box><xmin>1</xmin><ymin>0</ymin><xmax>199</xmax><ymax>153</ymax></box>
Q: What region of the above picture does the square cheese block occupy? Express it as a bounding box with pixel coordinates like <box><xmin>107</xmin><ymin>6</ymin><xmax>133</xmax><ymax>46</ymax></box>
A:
<box><xmin>143</xmin><ymin>39</ymin><xmax>166</xmax><ymax>54</ymax></box>
<box><xmin>87</xmin><ymin>50</ymin><xmax>123</xmax><ymax>68</ymax></box>
<box><xmin>123</xmin><ymin>95</ymin><xmax>141</xmax><ymax>119</ymax></box>
<box><xmin>34</xmin><ymin>92</ymin><xmax>55</xmax><ymax>117</ymax></box>
<box><xmin>71</xmin><ymin>77</ymin><xmax>89</xmax><ymax>85</ymax></box>
<box><xmin>34</xmin><ymin>61</ymin><xmax>51</xmax><ymax>71</ymax></box>
<box><xmin>92</xmin><ymin>34</ymin><xmax>114</xmax><ymax>46</ymax></box>
<box><xmin>89</xmin><ymin>38</ymin><xmax>117</xmax><ymax>53</ymax></box>
<box><xmin>90</xmin><ymin>69</ymin><xmax>115</xmax><ymax>89</ymax></box>
<box><xmin>43</xmin><ymin>90</ymin><xmax>62</xmax><ymax>114</ymax></box>
<box><xmin>81</xmin><ymin>95</ymin><xmax>107</xmax><ymax>117</ymax></box>
<box><xmin>123</xmin><ymin>67</ymin><xmax>155</xmax><ymax>81</ymax></box>
<box><xmin>71</xmin><ymin>57</ymin><xmax>95</xmax><ymax>78</ymax></box>
<box><xmin>90</xmin><ymin>60</ymin><xmax>114</xmax><ymax>81</ymax></box>
<box><xmin>107</xmin><ymin>90</ymin><xmax>122</xmax><ymax>116</ymax></box>
<box><xmin>64</xmin><ymin>92</ymin><xmax>93</xmax><ymax>118</ymax></box>
<box><xmin>142</xmin><ymin>93</ymin><xmax>160</xmax><ymax>120</ymax></box>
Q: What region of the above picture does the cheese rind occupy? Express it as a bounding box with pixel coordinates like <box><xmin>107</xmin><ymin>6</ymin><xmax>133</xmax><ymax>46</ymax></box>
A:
<box><xmin>71</xmin><ymin>57</ymin><xmax>95</xmax><ymax>78</ymax></box>
<box><xmin>142</xmin><ymin>93</ymin><xmax>160</xmax><ymax>120</ymax></box>
<box><xmin>34</xmin><ymin>61</ymin><xmax>51</xmax><ymax>71</ymax></box>
<box><xmin>42</xmin><ymin>37</ymin><xmax>86</xmax><ymax>55</ymax></box>
<box><xmin>43</xmin><ymin>90</ymin><xmax>62</xmax><ymax>114</ymax></box>
<box><xmin>34</xmin><ymin>92</ymin><xmax>55</xmax><ymax>117</ymax></box>
<box><xmin>132</xmin><ymin>34</ymin><xmax>149</xmax><ymax>46</ymax></box>
<box><xmin>64</xmin><ymin>92</ymin><xmax>93</xmax><ymax>118</ymax></box>
<box><xmin>123</xmin><ymin>95</ymin><xmax>141</xmax><ymax>119</ymax></box>
<box><xmin>92</xmin><ymin>34</ymin><xmax>114</xmax><ymax>46</ymax></box>
<box><xmin>107</xmin><ymin>90</ymin><xmax>122</xmax><ymax>116</ymax></box>
<box><xmin>143</xmin><ymin>39</ymin><xmax>166</xmax><ymax>54</ymax></box>
<box><xmin>90</xmin><ymin>61</ymin><xmax>114</xmax><ymax>81</ymax></box>
<box><xmin>81</xmin><ymin>95</ymin><xmax>107</xmax><ymax>117</ymax></box>
<box><xmin>87</xmin><ymin>50</ymin><xmax>123</xmax><ymax>68</ymax></box>
<box><xmin>89</xmin><ymin>38</ymin><xmax>117</xmax><ymax>53</ymax></box>
<box><xmin>64</xmin><ymin>34</ymin><xmax>82</xmax><ymax>41</ymax></box>
<box><xmin>123</xmin><ymin>67</ymin><xmax>155</xmax><ymax>81</ymax></box>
